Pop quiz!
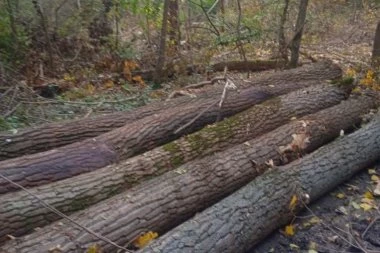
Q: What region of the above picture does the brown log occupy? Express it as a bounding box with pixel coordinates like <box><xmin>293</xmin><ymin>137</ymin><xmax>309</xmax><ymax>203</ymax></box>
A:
<box><xmin>132</xmin><ymin>60</ymin><xmax>286</xmax><ymax>80</ymax></box>
<box><xmin>1</xmin><ymin>93</ymin><xmax>376</xmax><ymax>253</ymax></box>
<box><xmin>0</xmin><ymin>61</ymin><xmax>342</xmax><ymax>160</ymax></box>
<box><xmin>211</xmin><ymin>60</ymin><xmax>285</xmax><ymax>72</ymax></box>
<box><xmin>142</xmin><ymin>109</ymin><xmax>380</xmax><ymax>253</ymax></box>
<box><xmin>0</xmin><ymin>83</ymin><xmax>351</xmax><ymax>241</ymax></box>
<box><xmin>0</xmin><ymin>76</ymin><xmax>339</xmax><ymax>194</ymax></box>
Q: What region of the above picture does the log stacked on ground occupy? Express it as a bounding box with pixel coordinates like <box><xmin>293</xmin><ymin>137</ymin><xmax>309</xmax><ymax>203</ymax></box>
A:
<box><xmin>1</xmin><ymin>93</ymin><xmax>376</xmax><ymax>253</ymax></box>
<box><xmin>0</xmin><ymin>61</ymin><xmax>342</xmax><ymax>160</ymax></box>
<box><xmin>142</xmin><ymin>108</ymin><xmax>380</xmax><ymax>253</ymax></box>
<box><xmin>0</xmin><ymin>83</ymin><xmax>352</xmax><ymax>240</ymax></box>
<box><xmin>0</xmin><ymin>78</ymin><xmax>339</xmax><ymax>193</ymax></box>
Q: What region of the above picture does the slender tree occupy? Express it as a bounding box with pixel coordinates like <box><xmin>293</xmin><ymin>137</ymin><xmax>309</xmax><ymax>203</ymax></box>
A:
<box><xmin>372</xmin><ymin>21</ymin><xmax>380</xmax><ymax>67</ymax></box>
<box><xmin>289</xmin><ymin>0</ymin><xmax>309</xmax><ymax>68</ymax></box>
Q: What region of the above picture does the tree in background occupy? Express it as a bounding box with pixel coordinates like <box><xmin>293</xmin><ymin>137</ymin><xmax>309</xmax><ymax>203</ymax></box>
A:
<box><xmin>372</xmin><ymin>21</ymin><xmax>380</xmax><ymax>67</ymax></box>
<box><xmin>289</xmin><ymin>0</ymin><xmax>309</xmax><ymax>67</ymax></box>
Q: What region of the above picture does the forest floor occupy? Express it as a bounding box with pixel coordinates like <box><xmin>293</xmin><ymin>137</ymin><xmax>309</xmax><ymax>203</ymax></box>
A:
<box><xmin>253</xmin><ymin>164</ymin><xmax>380</xmax><ymax>253</ymax></box>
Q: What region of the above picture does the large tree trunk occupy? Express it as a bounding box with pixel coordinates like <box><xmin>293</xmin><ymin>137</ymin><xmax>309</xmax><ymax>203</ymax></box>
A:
<box><xmin>0</xmin><ymin>77</ymin><xmax>344</xmax><ymax>194</ymax></box>
<box><xmin>142</xmin><ymin>108</ymin><xmax>380</xmax><ymax>253</ymax></box>
<box><xmin>0</xmin><ymin>61</ymin><xmax>342</xmax><ymax>161</ymax></box>
<box><xmin>1</xmin><ymin>93</ymin><xmax>376</xmax><ymax>252</ymax></box>
<box><xmin>0</xmin><ymin>84</ymin><xmax>352</xmax><ymax>240</ymax></box>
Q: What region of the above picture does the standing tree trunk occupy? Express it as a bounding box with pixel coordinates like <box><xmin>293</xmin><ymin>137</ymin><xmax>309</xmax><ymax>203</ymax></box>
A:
<box><xmin>168</xmin><ymin>0</ymin><xmax>180</xmax><ymax>53</ymax></box>
<box><xmin>0</xmin><ymin>84</ymin><xmax>352</xmax><ymax>241</ymax></box>
<box><xmin>372</xmin><ymin>21</ymin><xmax>380</xmax><ymax>67</ymax></box>
<box><xmin>154</xmin><ymin>0</ymin><xmax>170</xmax><ymax>83</ymax></box>
<box><xmin>289</xmin><ymin>0</ymin><xmax>309</xmax><ymax>68</ymax></box>
<box><xmin>278</xmin><ymin>0</ymin><xmax>289</xmax><ymax>62</ymax></box>
<box><xmin>142</xmin><ymin>109</ymin><xmax>380</xmax><ymax>253</ymax></box>
<box><xmin>1</xmin><ymin>94</ymin><xmax>377</xmax><ymax>253</ymax></box>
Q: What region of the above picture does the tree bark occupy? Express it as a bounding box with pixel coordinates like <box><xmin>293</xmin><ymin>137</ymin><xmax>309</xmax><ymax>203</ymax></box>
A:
<box><xmin>142</xmin><ymin>107</ymin><xmax>380</xmax><ymax>253</ymax></box>
<box><xmin>0</xmin><ymin>83</ymin><xmax>352</xmax><ymax>241</ymax></box>
<box><xmin>0</xmin><ymin>61</ymin><xmax>341</xmax><ymax>161</ymax></box>
<box><xmin>278</xmin><ymin>0</ymin><xmax>289</xmax><ymax>62</ymax></box>
<box><xmin>289</xmin><ymin>0</ymin><xmax>309</xmax><ymax>68</ymax></box>
<box><xmin>153</xmin><ymin>0</ymin><xmax>170</xmax><ymax>83</ymax></box>
<box><xmin>1</xmin><ymin>93</ymin><xmax>376</xmax><ymax>252</ymax></box>
<box><xmin>372</xmin><ymin>21</ymin><xmax>380</xmax><ymax>67</ymax></box>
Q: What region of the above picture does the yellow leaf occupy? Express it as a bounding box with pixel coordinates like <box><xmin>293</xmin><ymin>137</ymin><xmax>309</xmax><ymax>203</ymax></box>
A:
<box><xmin>284</xmin><ymin>225</ymin><xmax>295</xmax><ymax>236</ymax></box>
<box><xmin>133</xmin><ymin>231</ymin><xmax>158</xmax><ymax>249</ymax></box>
<box><xmin>364</xmin><ymin>191</ymin><xmax>374</xmax><ymax>200</ymax></box>
<box><xmin>371</xmin><ymin>175</ymin><xmax>379</xmax><ymax>182</ymax></box>
<box><xmin>289</xmin><ymin>195</ymin><xmax>298</xmax><ymax>211</ymax></box>
<box><xmin>132</xmin><ymin>75</ymin><xmax>146</xmax><ymax>87</ymax></box>
<box><xmin>84</xmin><ymin>84</ymin><xmax>95</xmax><ymax>94</ymax></box>
<box><xmin>289</xmin><ymin>243</ymin><xmax>299</xmax><ymax>249</ymax></box>
<box><xmin>336</xmin><ymin>193</ymin><xmax>345</xmax><ymax>199</ymax></box>
<box><xmin>360</xmin><ymin>203</ymin><xmax>373</xmax><ymax>211</ymax></box>
<box><xmin>86</xmin><ymin>244</ymin><xmax>102</xmax><ymax>253</ymax></box>
<box><xmin>104</xmin><ymin>80</ymin><xmax>114</xmax><ymax>89</ymax></box>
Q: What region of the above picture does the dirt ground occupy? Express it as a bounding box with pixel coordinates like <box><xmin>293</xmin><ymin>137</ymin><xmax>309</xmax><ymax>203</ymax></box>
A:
<box><xmin>251</xmin><ymin>164</ymin><xmax>380</xmax><ymax>253</ymax></box>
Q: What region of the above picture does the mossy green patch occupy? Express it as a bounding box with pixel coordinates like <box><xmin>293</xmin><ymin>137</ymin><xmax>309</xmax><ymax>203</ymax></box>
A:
<box><xmin>162</xmin><ymin>141</ymin><xmax>185</xmax><ymax>168</ymax></box>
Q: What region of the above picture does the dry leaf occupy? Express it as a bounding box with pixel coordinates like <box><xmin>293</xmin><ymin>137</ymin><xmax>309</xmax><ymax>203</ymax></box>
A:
<box><xmin>133</xmin><ymin>231</ymin><xmax>158</xmax><ymax>249</ymax></box>
<box><xmin>368</xmin><ymin>168</ymin><xmax>376</xmax><ymax>174</ymax></box>
<box><xmin>284</xmin><ymin>225</ymin><xmax>295</xmax><ymax>236</ymax></box>
<box><xmin>336</xmin><ymin>193</ymin><xmax>345</xmax><ymax>199</ymax></box>
<box><xmin>364</xmin><ymin>191</ymin><xmax>374</xmax><ymax>200</ymax></box>
<box><xmin>371</xmin><ymin>175</ymin><xmax>379</xmax><ymax>181</ymax></box>
<box><xmin>360</xmin><ymin>203</ymin><xmax>373</xmax><ymax>211</ymax></box>
<box><xmin>289</xmin><ymin>195</ymin><xmax>298</xmax><ymax>211</ymax></box>
<box><xmin>279</xmin><ymin>133</ymin><xmax>310</xmax><ymax>154</ymax></box>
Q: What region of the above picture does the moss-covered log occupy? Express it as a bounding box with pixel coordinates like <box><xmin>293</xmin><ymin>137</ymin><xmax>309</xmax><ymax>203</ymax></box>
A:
<box><xmin>0</xmin><ymin>84</ymin><xmax>352</xmax><ymax>241</ymax></box>
<box><xmin>0</xmin><ymin>61</ymin><xmax>342</xmax><ymax>160</ymax></box>
<box><xmin>1</xmin><ymin>93</ymin><xmax>376</xmax><ymax>252</ymax></box>
<box><xmin>142</xmin><ymin>109</ymin><xmax>380</xmax><ymax>253</ymax></box>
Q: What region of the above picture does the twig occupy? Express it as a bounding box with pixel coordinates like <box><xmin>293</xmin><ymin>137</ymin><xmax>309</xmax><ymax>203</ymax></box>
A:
<box><xmin>183</xmin><ymin>76</ymin><xmax>226</xmax><ymax>89</ymax></box>
<box><xmin>174</xmin><ymin>100</ymin><xmax>218</xmax><ymax>134</ymax></box>
<box><xmin>362</xmin><ymin>216</ymin><xmax>380</xmax><ymax>239</ymax></box>
<box><xmin>0</xmin><ymin>172</ymin><xmax>131</xmax><ymax>252</ymax></box>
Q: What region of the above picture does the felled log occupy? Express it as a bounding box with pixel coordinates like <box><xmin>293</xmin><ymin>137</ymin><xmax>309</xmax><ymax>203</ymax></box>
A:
<box><xmin>0</xmin><ymin>76</ymin><xmax>341</xmax><ymax>194</ymax></box>
<box><xmin>0</xmin><ymin>61</ymin><xmax>342</xmax><ymax>160</ymax></box>
<box><xmin>0</xmin><ymin>83</ymin><xmax>351</xmax><ymax>240</ymax></box>
<box><xmin>142</xmin><ymin>107</ymin><xmax>380</xmax><ymax>253</ymax></box>
<box><xmin>1</xmin><ymin>93</ymin><xmax>376</xmax><ymax>253</ymax></box>
<box><xmin>211</xmin><ymin>60</ymin><xmax>285</xmax><ymax>72</ymax></box>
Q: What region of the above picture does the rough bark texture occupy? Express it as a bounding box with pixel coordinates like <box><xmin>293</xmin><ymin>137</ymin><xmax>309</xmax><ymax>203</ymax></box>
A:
<box><xmin>0</xmin><ymin>78</ymin><xmax>337</xmax><ymax>194</ymax></box>
<box><xmin>1</xmin><ymin>94</ymin><xmax>376</xmax><ymax>253</ymax></box>
<box><xmin>0</xmin><ymin>61</ymin><xmax>342</xmax><ymax>160</ymax></box>
<box><xmin>143</xmin><ymin>109</ymin><xmax>380</xmax><ymax>253</ymax></box>
<box><xmin>0</xmin><ymin>84</ymin><xmax>351</xmax><ymax>240</ymax></box>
